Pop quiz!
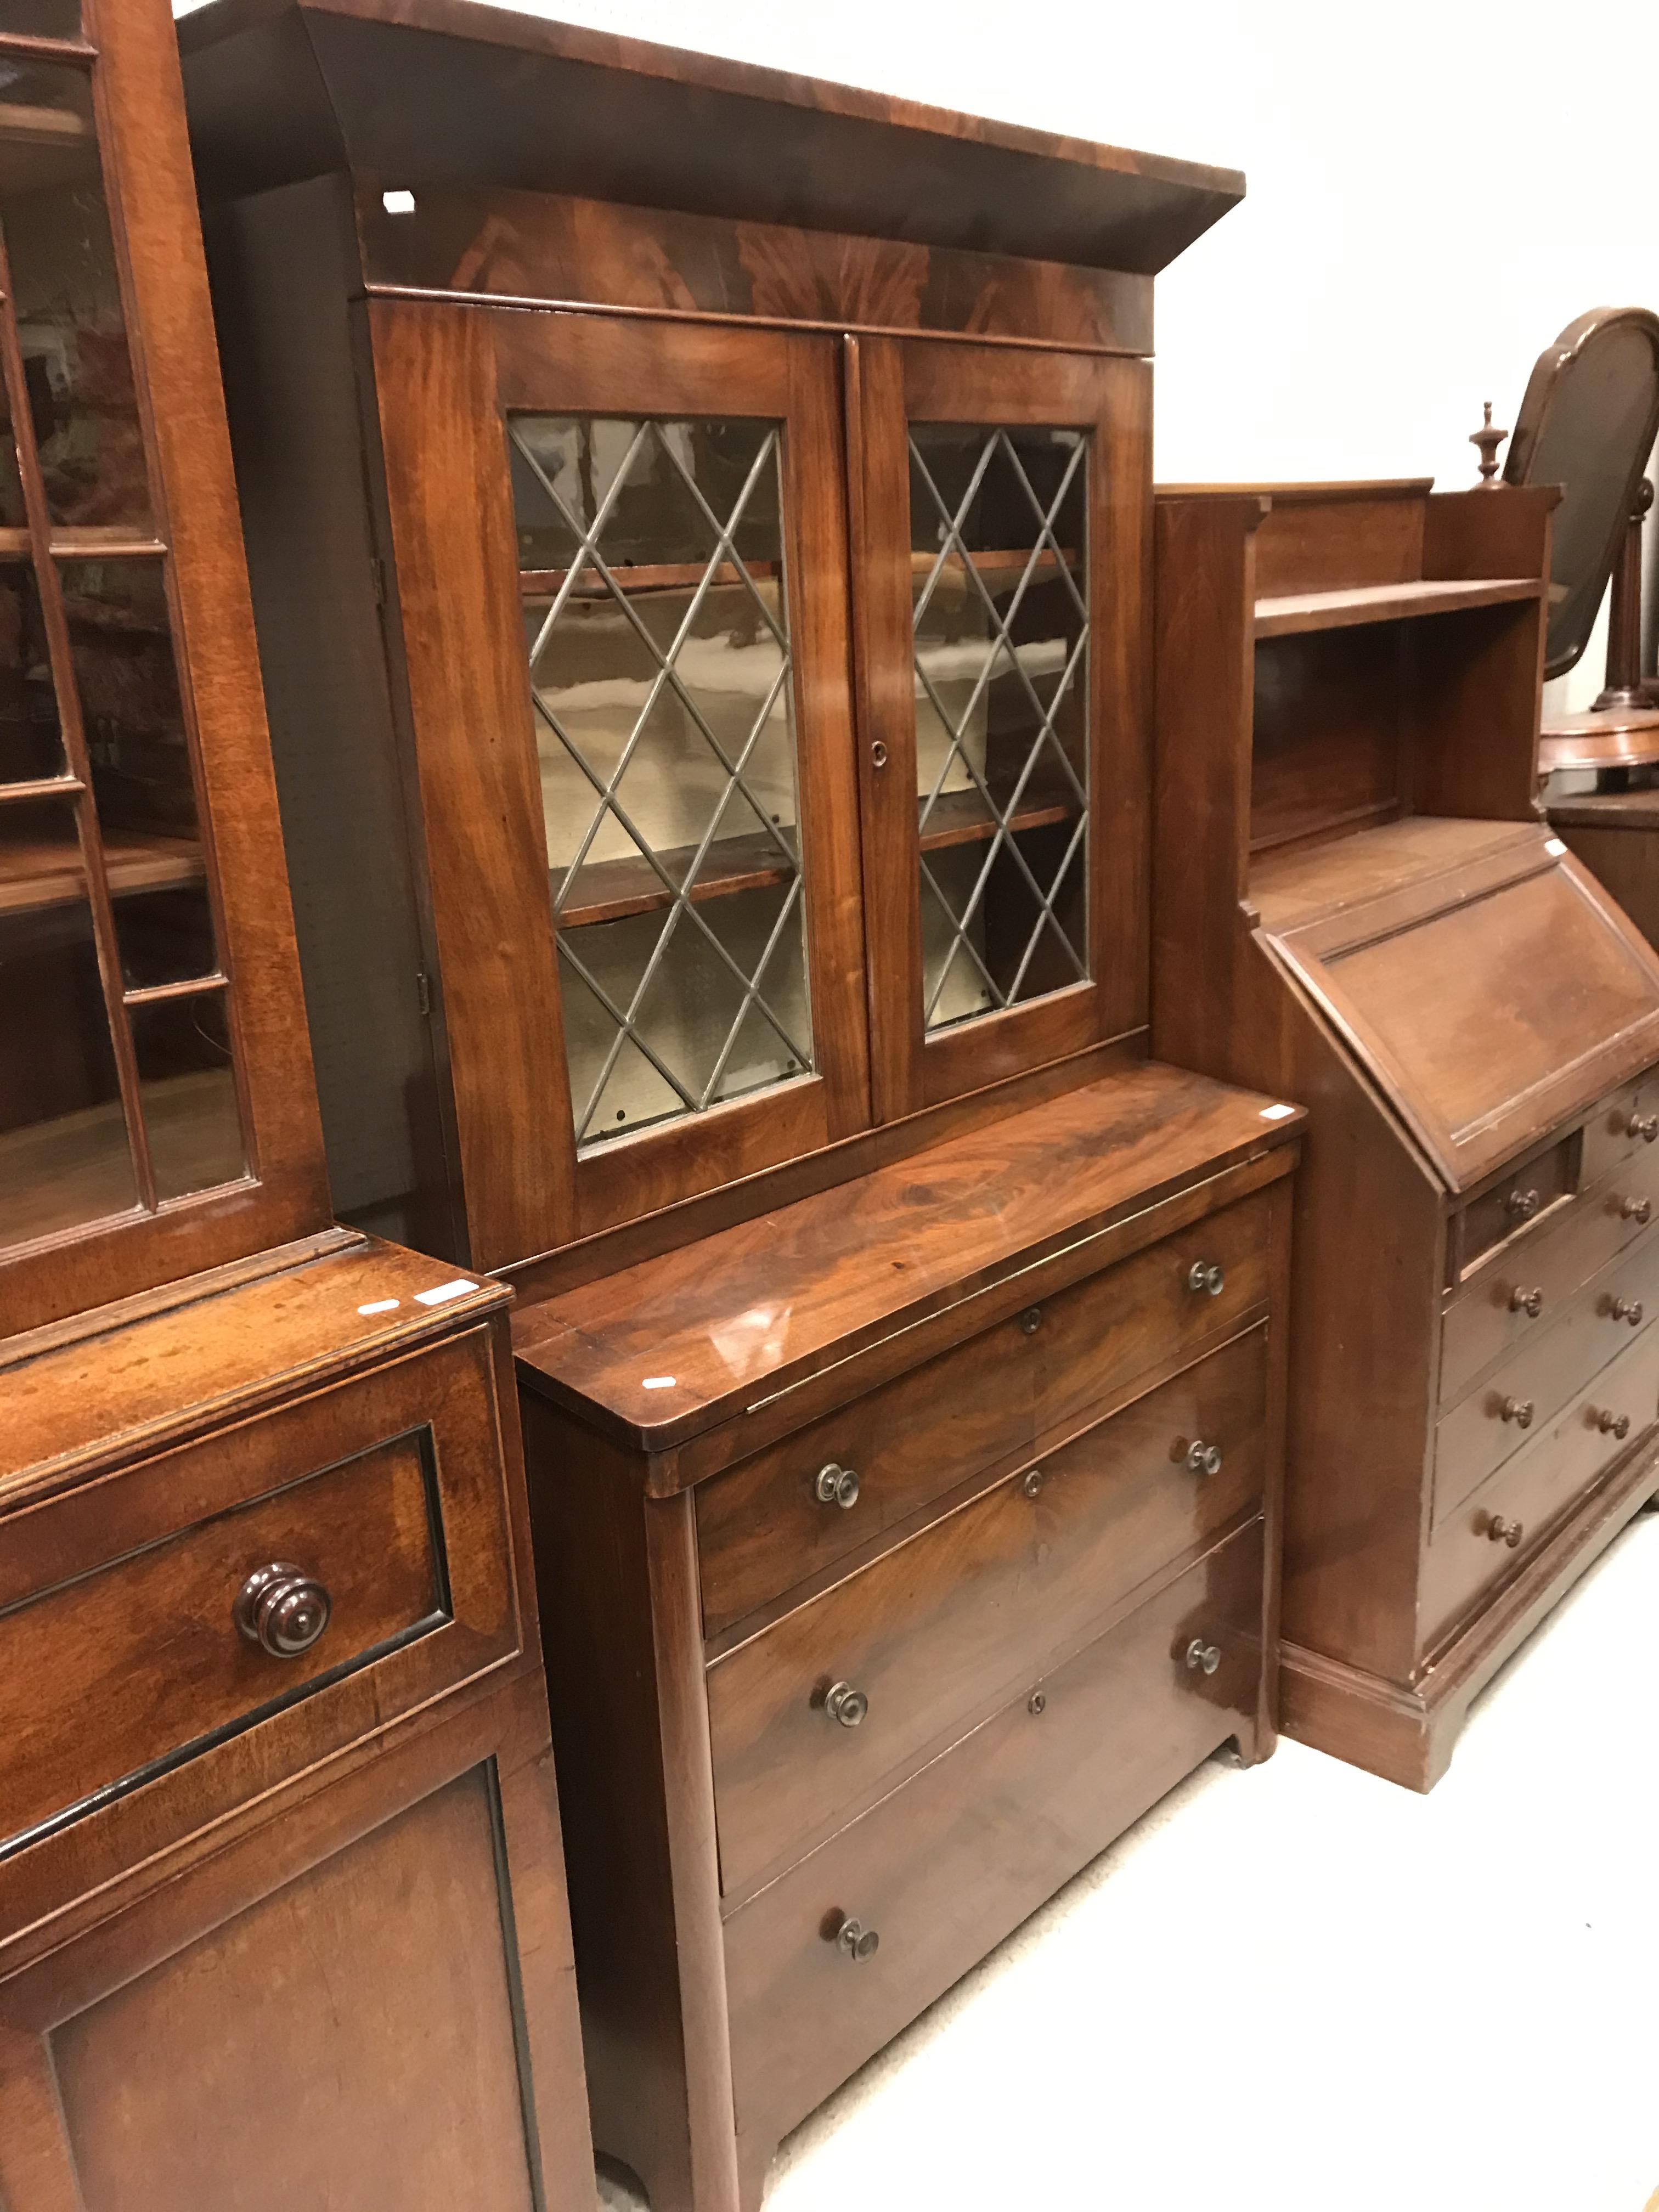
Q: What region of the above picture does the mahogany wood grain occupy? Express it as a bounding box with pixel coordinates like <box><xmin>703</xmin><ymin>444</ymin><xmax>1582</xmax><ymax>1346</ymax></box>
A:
<box><xmin>1580</xmin><ymin>1071</ymin><xmax>1659</xmax><ymax>1184</ymax></box>
<box><xmin>1421</xmin><ymin>1322</ymin><xmax>1659</xmax><ymax>1652</ymax></box>
<box><xmin>1248</xmin><ymin>815</ymin><xmax>1537</xmax><ymax>934</ymax></box>
<box><xmin>1254</xmin><ymin>575</ymin><xmax>1542</xmax><ymax>637</ymax></box>
<box><xmin>1442</xmin><ymin>1166</ymin><xmax>1659</xmax><ymax>1403</ymax></box>
<box><xmin>518</xmin><ymin>1392</ymin><xmax>740</xmax><ymax>2212</ymax></box>
<box><xmin>1250</xmin><ymin>480</ymin><xmax>1430</xmax><ymax>597</ymax></box>
<box><xmin>179</xmin><ymin>0</ymin><xmax>1243</xmax><ymax>279</ymax></box>
<box><xmin>1</xmin><ymin>1233</ymin><xmax>503</xmax><ymax>1500</ymax></box>
<box><xmin>695</xmin><ymin>1186</ymin><xmax>1272</xmax><ymax>1636</ymax></box>
<box><xmin>706</xmin><ymin>1328</ymin><xmax>1266</xmax><ymax>1896</ymax></box>
<box><xmin>1553</xmin><ymin>809</ymin><xmax>1659</xmax><ymax>959</ymax></box>
<box><xmin>1432</xmin><ymin>1227</ymin><xmax>1659</xmax><ymax>1526</ymax></box>
<box><xmin>1455</xmin><ymin>1135</ymin><xmax>1577</xmax><ymax>1273</ymax></box>
<box><xmin>721</xmin><ymin>1520</ymin><xmax>1266</xmax><ymax>2202</ymax></box>
<box><xmin>354</xmin><ymin>179</ymin><xmax>1155</xmax><ymax>353</ymax></box>
<box><xmin>513</xmin><ymin>1064</ymin><xmax>1301</xmax><ymax>1453</ymax></box>
<box><xmin>367</xmin><ymin>297</ymin><xmax>575</xmax><ymax>1270</ymax></box>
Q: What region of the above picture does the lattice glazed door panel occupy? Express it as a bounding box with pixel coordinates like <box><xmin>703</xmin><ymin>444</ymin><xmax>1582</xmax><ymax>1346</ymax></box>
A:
<box><xmin>511</xmin><ymin>413</ymin><xmax>816</xmax><ymax>1152</ymax></box>
<box><xmin>910</xmin><ymin>424</ymin><xmax>1091</xmax><ymax>1035</ymax></box>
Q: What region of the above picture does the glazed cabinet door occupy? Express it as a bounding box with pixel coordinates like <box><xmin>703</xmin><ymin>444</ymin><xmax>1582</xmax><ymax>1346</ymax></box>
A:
<box><xmin>0</xmin><ymin>0</ymin><xmax>326</xmax><ymax>1331</ymax></box>
<box><xmin>369</xmin><ymin>301</ymin><xmax>868</xmax><ymax>1267</ymax></box>
<box><xmin>847</xmin><ymin>337</ymin><xmax>1152</xmax><ymax>1117</ymax></box>
<box><xmin>0</xmin><ymin>1741</ymin><xmax>595</xmax><ymax>2212</ymax></box>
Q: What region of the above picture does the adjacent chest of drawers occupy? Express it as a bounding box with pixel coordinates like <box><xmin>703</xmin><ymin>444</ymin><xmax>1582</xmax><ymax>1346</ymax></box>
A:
<box><xmin>514</xmin><ymin>1066</ymin><xmax>1300</xmax><ymax>2212</ymax></box>
<box><xmin>0</xmin><ymin>1237</ymin><xmax>595</xmax><ymax>2212</ymax></box>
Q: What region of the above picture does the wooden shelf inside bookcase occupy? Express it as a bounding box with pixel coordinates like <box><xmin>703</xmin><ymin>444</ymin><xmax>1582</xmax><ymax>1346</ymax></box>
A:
<box><xmin>1253</xmin><ymin>575</ymin><xmax>1544</xmax><ymax>640</ymax></box>
<box><xmin>0</xmin><ymin>100</ymin><xmax>95</xmax><ymax>195</ymax></box>
<box><xmin>519</xmin><ymin>549</ymin><xmax>1078</xmax><ymax>600</ymax></box>
<box><xmin>0</xmin><ymin>827</ymin><xmax>205</xmax><ymax>917</ymax></box>
<box><xmin>552</xmin><ymin>786</ymin><xmax>1080</xmax><ymax>928</ymax></box>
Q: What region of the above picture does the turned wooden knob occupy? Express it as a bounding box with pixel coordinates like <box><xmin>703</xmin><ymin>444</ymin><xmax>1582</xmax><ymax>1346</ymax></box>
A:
<box><xmin>1595</xmin><ymin>1408</ymin><xmax>1632</xmax><ymax>1439</ymax></box>
<box><xmin>233</xmin><ymin>1562</ymin><xmax>331</xmax><ymax>1658</ymax></box>
<box><xmin>1622</xmin><ymin>1195</ymin><xmax>1652</xmax><ymax>1224</ymax></box>
<box><xmin>1486</xmin><ymin>1515</ymin><xmax>1525</xmax><ymax>1548</ymax></box>
<box><xmin>1508</xmin><ymin>1285</ymin><xmax>1544</xmax><ymax>1317</ymax></box>
<box><xmin>1186</xmin><ymin>1260</ymin><xmax>1225</xmax><ymax>1297</ymax></box>
<box><xmin>1184</xmin><ymin>1637</ymin><xmax>1222</xmax><ymax>1675</ymax></box>
<box><xmin>1610</xmin><ymin>1296</ymin><xmax>1645</xmax><ymax>1326</ymax></box>
<box><xmin>1627</xmin><ymin>1111</ymin><xmax>1658</xmax><ymax>1143</ymax></box>
<box><xmin>1499</xmin><ymin>1396</ymin><xmax>1534</xmax><ymax>1427</ymax></box>
<box><xmin>1183</xmin><ymin>1439</ymin><xmax>1223</xmax><ymax>1477</ymax></box>
<box><xmin>1505</xmin><ymin>1187</ymin><xmax>1541</xmax><ymax>1221</ymax></box>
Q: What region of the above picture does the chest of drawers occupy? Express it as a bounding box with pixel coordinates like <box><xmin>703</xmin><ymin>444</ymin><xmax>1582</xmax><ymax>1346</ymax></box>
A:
<box><xmin>514</xmin><ymin>1064</ymin><xmax>1300</xmax><ymax>2212</ymax></box>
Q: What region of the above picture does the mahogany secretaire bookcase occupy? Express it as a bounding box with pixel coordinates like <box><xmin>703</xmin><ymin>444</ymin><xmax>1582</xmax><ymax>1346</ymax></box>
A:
<box><xmin>182</xmin><ymin>5</ymin><xmax>1303</xmax><ymax>2206</ymax></box>
<box><xmin>0</xmin><ymin>5</ymin><xmax>592</xmax><ymax>2205</ymax></box>
<box><xmin>1154</xmin><ymin>479</ymin><xmax>1659</xmax><ymax>1790</ymax></box>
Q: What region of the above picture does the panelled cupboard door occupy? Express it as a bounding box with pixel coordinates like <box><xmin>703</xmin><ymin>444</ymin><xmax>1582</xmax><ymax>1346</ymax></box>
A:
<box><xmin>368</xmin><ymin>301</ymin><xmax>868</xmax><ymax>1269</ymax></box>
<box><xmin>847</xmin><ymin>337</ymin><xmax>1153</xmax><ymax>1118</ymax></box>
<box><xmin>0</xmin><ymin>1754</ymin><xmax>594</xmax><ymax>2212</ymax></box>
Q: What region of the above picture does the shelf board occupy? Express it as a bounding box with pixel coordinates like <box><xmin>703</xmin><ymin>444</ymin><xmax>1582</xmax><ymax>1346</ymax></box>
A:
<box><xmin>552</xmin><ymin>825</ymin><xmax>797</xmax><ymax>929</ymax></box>
<box><xmin>521</xmin><ymin>560</ymin><xmax>781</xmax><ymax>599</ymax></box>
<box><xmin>0</xmin><ymin>99</ymin><xmax>94</xmax><ymax>194</ymax></box>
<box><xmin>0</xmin><ymin>528</ymin><xmax>167</xmax><ymax>561</ymax></box>
<box><xmin>917</xmin><ymin>785</ymin><xmax>1080</xmax><ymax>853</ymax></box>
<box><xmin>1254</xmin><ymin>575</ymin><xmax>1544</xmax><ymax>640</ymax></box>
<box><xmin>0</xmin><ymin>827</ymin><xmax>204</xmax><ymax>918</ymax></box>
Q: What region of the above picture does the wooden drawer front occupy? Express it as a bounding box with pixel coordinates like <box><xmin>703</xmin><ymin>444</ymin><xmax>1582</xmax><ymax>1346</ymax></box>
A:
<box><xmin>0</xmin><ymin>1333</ymin><xmax>520</xmax><ymax>1862</ymax></box>
<box><xmin>1434</xmin><ymin>1225</ymin><xmax>1659</xmax><ymax>1526</ymax></box>
<box><xmin>707</xmin><ymin>1328</ymin><xmax>1266</xmax><ymax>1895</ymax></box>
<box><xmin>1442</xmin><ymin>1152</ymin><xmax>1659</xmax><ymax>1403</ymax></box>
<box><xmin>696</xmin><ymin>1187</ymin><xmax>1272</xmax><ymax>1638</ymax></box>
<box><xmin>1581</xmin><ymin>1071</ymin><xmax>1659</xmax><ymax>1186</ymax></box>
<box><xmin>1457</xmin><ymin>1137</ymin><xmax>1577</xmax><ymax>1277</ymax></box>
<box><xmin>1422</xmin><ymin>1322</ymin><xmax>1659</xmax><ymax>1652</ymax></box>
<box><xmin>725</xmin><ymin>1521</ymin><xmax>1263</xmax><ymax>2149</ymax></box>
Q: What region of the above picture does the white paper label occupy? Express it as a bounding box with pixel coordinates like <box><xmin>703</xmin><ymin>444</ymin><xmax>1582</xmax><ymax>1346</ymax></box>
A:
<box><xmin>357</xmin><ymin>1297</ymin><xmax>400</xmax><ymax>1317</ymax></box>
<box><xmin>642</xmin><ymin>1375</ymin><xmax>677</xmax><ymax>1390</ymax></box>
<box><xmin>414</xmin><ymin>1278</ymin><xmax>479</xmax><ymax>1307</ymax></box>
<box><xmin>1260</xmin><ymin>1103</ymin><xmax>1296</xmax><ymax>1121</ymax></box>
<box><xmin>1545</xmin><ymin>837</ymin><xmax>1567</xmax><ymax>856</ymax></box>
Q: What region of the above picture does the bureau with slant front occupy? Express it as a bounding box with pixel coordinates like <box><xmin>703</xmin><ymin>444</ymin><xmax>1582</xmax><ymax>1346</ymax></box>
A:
<box><xmin>515</xmin><ymin>1064</ymin><xmax>1300</xmax><ymax>2212</ymax></box>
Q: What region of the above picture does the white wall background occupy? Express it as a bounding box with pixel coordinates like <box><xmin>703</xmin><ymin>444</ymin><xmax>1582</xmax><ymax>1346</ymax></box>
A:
<box><xmin>177</xmin><ymin>0</ymin><xmax>1659</xmax><ymax>699</ymax></box>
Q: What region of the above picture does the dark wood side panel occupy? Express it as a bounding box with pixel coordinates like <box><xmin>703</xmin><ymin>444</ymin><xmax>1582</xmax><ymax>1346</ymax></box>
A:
<box><xmin>520</xmin><ymin>1393</ymin><xmax>740</xmax><ymax>2212</ymax></box>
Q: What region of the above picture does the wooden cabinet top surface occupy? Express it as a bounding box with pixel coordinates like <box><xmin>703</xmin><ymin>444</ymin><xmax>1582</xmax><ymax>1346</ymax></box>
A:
<box><xmin>0</xmin><ymin>1234</ymin><xmax>507</xmax><ymax>1505</ymax></box>
<box><xmin>178</xmin><ymin>0</ymin><xmax>1242</xmax><ymax>275</ymax></box>
<box><xmin>512</xmin><ymin>1062</ymin><xmax>1301</xmax><ymax>1452</ymax></box>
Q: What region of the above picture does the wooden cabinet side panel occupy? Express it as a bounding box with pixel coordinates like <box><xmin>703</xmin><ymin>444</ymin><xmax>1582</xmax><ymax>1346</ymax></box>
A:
<box><xmin>519</xmin><ymin>1391</ymin><xmax>738</xmax><ymax>2212</ymax></box>
<box><xmin>1265</xmin><ymin>947</ymin><xmax>1442</xmax><ymax>1683</ymax></box>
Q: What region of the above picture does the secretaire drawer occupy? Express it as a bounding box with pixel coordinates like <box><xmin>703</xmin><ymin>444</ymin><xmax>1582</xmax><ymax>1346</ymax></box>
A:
<box><xmin>1455</xmin><ymin>1136</ymin><xmax>1577</xmax><ymax>1278</ymax></box>
<box><xmin>1434</xmin><ymin>1224</ymin><xmax>1659</xmax><ymax>1526</ymax></box>
<box><xmin>706</xmin><ymin>1326</ymin><xmax>1267</xmax><ymax>1896</ymax></box>
<box><xmin>1442</xmin><ymin>1154</ymin><xmax>1659</xmax><ymax>1403</ymax></box>
<box><xmin>696</xmin><ymin>1186</ymin><xmax>1273</xmax><ymax>1638</ymax></box>
<box><xmin>1421</xmin><ymin>1319</ymin><xmax>1659</xmax><ymax>1654</ymax></box>
<box><xmin>724</xmin><ymin>1520</ymin><xmax>1264</xmax><ymax>2148</ymax></box>
<box><xmin>1581</xmin><ymin>1071</ymin><xmax>1659</xmax><ymax>1186</ymax></box>
<box><xmin>0</xmin><ymin>1331</ymin><xmax>521</xmax><ymax>1864</ymax></box>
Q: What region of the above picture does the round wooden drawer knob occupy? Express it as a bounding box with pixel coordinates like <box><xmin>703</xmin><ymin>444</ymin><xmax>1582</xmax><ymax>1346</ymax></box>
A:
<box><xmin>1184</xmin><ymin>1638</ymin><xmax>1222</xmax><ymax>1675</ymax></box>
<box><xmin>1626</xmin><ymin>1111</ymin><xmax>1658</xmax><ymax>1143</ymax></box>
<box><xmin>815</xmin><ymin>1462</ymin><xmax>860</xmax><ymax>1510</ymax></box>
<box><xmin>1595</xmin><ymin>1408</ymin><xmax>1632</xmax><ymax>1439</ymax></box>
<box><xmin>1508</xmin><ymin>1285</ymin><xmax>1544</xmax><ymax>1317</ymax></box>
<box><xmin>834</xmin><ymin>1915</ymin><xmax>879</xmax><ymax>1963</ymax></box>
<box><xmin>1486</xmin><ymin>1515</ymin><xmax>1525</xmax><ymax>1548</ymax></box>
<box><xmin>1506</xmin><ymin>1187</ymin><xmax>1541</xmax><ymax>1221</ymax></box>
<box><xmin>1184</xmin><ymin>1439</ymin><xmax>1223</xmax><ymax>1476</ymax></box>
<box><xmin>234</xmin><ymin>1562</ymin><xmax>331</xmax><ymax>1658</ymax></box>
<box><xmin>1186</xmin><ymin>1260</ymin><xmax>1225</xmax><ymax>1297</ymax></box>
<box><xmin>1611</xmin><ymin>1297</ymin><xmax>1645</xmax><ymax>1326</ymax></box>
<box><xmin>823</xmin><ymin>1680</ymin><xmax>868</xmax><ymax>1729</ymax></box>
<box><xmin>1499</xmin><ymin>1396</ymin><xmax>1534</xmax><ymax>1427</ymax></box>
<box><xmin>1622</xmin><ymin>1195</ymin><xmax>1653</xmax><ymax>1224</ymax></box>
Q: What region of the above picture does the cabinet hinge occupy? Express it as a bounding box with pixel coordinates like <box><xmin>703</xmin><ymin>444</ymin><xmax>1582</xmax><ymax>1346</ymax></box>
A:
<box><xmin>415</xmin><ymin>969</ymin><xmax>432</xmax><ymax>1017</ymax></box>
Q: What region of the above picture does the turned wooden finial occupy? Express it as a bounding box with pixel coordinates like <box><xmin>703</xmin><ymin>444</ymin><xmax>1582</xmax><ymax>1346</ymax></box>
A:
<box><xmin>1471</xmin><ymin>400</ymin><xmax>1508</xmax><ymax>487</ymax></box>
